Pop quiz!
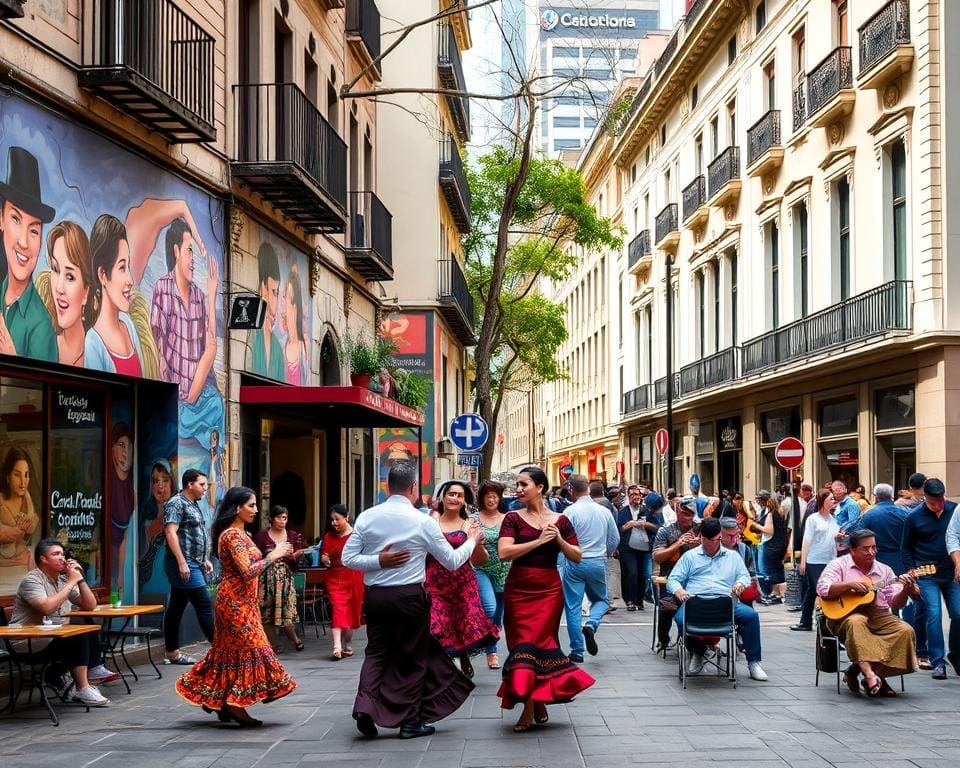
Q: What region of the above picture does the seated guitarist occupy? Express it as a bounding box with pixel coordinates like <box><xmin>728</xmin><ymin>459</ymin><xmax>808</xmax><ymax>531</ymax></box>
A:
<box><xmin>816</xmin><ymin>528</ymin><xmax>919</xmax><ymax>697</ymax></box>
<box><xmin>651</xmin><ymin>499</ymin><xmax>700</xmax><ymax>652</ymax></box>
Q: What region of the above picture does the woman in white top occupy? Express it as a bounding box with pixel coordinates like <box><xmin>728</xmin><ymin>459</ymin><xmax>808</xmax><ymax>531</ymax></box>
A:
<box><xmin>792</xmin><ymin>488</ymin><xmax>841</xmax><ymax>631</ymax></box>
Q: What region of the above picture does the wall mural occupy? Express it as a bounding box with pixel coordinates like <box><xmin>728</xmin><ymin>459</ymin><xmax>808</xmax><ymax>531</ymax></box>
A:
<box><xmin>377</xmin><ymin>311</ymin><xmax>435</xmax><ymax>504</ymax></box>
<box><xmin>241</xmin><ymin>226</ymin><xmax>312</xmax><ymax>385</ymax></box>
<box><xmin>0</xmin><ymin>93</ymin><xmax>225</xmax><ymax>597</ymax></box>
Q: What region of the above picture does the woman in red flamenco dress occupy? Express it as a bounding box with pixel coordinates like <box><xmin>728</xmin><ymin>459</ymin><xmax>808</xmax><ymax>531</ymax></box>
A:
<box><xmin>497</xmin><ymin>467</ymin><xmax>595</xmax><ymax>732</ymax></box>
<box><xmin>425</xmin><ymin>480</ymin><xmax>499</xmax><ymax>678</ymax></box>
<box><xmin>175</xmin><ymin>487</ymin><xmax>297</xmax><ymax>726</ymax></box>
<box><xmin>319</xmin><ymin>503</ymin><xmax>365</xmax><ymax>659</ymax></box>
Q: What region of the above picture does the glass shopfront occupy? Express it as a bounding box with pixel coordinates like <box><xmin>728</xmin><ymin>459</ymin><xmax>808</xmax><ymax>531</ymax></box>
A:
<box><xmin>817</xmin><ymin>395</ymin><xmax>860</xmax><ymax>489</ymax></box>
<box><xmin>874</xmin><ymin>384</ymin><xmax>915</xmax><ymax>492</ymax></box>
<box><xmin>716</xmin><ymin>415</ymin><xmax>742</xmax><ymax>494</ymax></box>
<box><xmin>759</xmin><ymin>406</ymin><xmax>801</xmax><ymax>491</ymax></box>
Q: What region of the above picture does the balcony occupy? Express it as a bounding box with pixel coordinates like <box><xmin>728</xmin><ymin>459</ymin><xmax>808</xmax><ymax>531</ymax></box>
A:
<box><xmin>655</xmin><ymin>204</ymin><xmax>679</xmax><ymax>251</ymax></box>
<box><xmin>439</xmin><ymin>135</ymin><xmax>471</xmax><ymax>232</ymax></box>
<box><xmin>684</xmin><ymin>0</ymin><xmax>709</xmax><ymax>31</ymax></box>
<box><xmin>741</xmin><ymin>280</ymin><xmax>912</xmax><ymax>376</ymax></box>
<box><xmin>78</xmin><ymin>0</ymin><xmax>215</xmax><ymax>143</ymax></box>
<box><xmin>679</xmin><ymin>347</ymin><xmax>739</xmax><ymax>396</ymax></box>
<box><xmin>346</xmin><ymin>192</ymin><xmax>393</xmax><ymax>281</ymax></box>
<box><xmin>707</xmin><ymin>146</ymin><xmax>741</xmax><ymax>209</ymax></box>
<box><xmin>232</xmin><ymin>83</ymin><xmax>347</xmax><ymax>233</ymax></box>
<box><xmin>654</xmin><ymin>27</ymin><xmax>680</xmax><ymax>77</ymax></box>
<box><xmin>746</xmin><ymin>110</ymin><xmax>783</xmax><ymax>178</ymax></box>
<box><xmin>346</xmin><ymin>0</ymin><xmax>382</xmax><ymax>80</ymax></box>
<box><xmin>437</xmin><ymin>259</ymin><xmax>476</xmax><ymax>346</ymax></box>
<box><xmin>792</xmin><ymin>83</ymin><xmax>806</xmax><ymax>134</ymax></box>
<box><xmin>622</xmin><ymin>384</ymin><xmax>651</xmax><ymax>416</ymax></box>
<box><xmin>682</xmin><ymin>176</ymin><xmax>708</xmax><ymax>230</ymax></box>
<box><xmin>438</xmin><ymin>22</ymin><xmax>470</xmax><ymax>142</ymax></box>
<box><xmin>627</xmin><ymin>230</ymin><xmax>652</xmax><ymax>276</ymax></box>
<box><xmin>1</xmin><ymin>0</ymin><xmax>25</xmax><ymax>20</ymax></box>
<box><xmin>806</xmin><ymin>47</ymin><xmax>855</xmax><ymax>128</ymax></box>
<box><xmin>858</xmin><ymin>0</ymin><xmax>913</xmax><ymax>90</ymax></box>
<box><xmin>654</xmin><ymin>373</ymin><xmax>680</xmax><ymax>406</ymax></box>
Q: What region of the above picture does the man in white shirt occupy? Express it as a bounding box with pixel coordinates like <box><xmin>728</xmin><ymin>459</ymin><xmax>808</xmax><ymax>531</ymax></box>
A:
<box><xmin>342</xmin><ymin>462</ymin><xmax>483</xmax><ymax>740</ymax></box>
<box><xmin>561</xmin><ymin>475</ymin><xmax>620</xmax><ymax>661</ymax></box>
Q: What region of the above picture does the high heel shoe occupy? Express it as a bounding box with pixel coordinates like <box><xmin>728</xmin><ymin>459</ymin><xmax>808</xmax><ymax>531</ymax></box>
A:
<box><xmin>459</xmin><ymin>654</ymin><xmax>474</xmax><ymax>679</ymax></box>
<box><xmin>223</xmin><ymin>705</ymin><xmax>263</xmax><ymax>727</ymax></box>
<box><xmin>201</xmin><ymin>705</ymin><xmax>232</xmax><ymax>722</ymax></box>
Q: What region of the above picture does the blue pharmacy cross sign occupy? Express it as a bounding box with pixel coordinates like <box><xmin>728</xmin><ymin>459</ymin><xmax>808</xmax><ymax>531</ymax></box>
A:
<box><xmin>450</xmin><ymin>413</ymin><xmax>489</xmax><ymax>452</ymax></box>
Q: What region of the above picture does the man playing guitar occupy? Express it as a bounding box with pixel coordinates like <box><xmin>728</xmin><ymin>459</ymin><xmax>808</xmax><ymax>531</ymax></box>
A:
<box><xmin>651</xmin><ymin>498</ymin><xmax>700</xmax><ymax>652</ymax></box>
<box><xmin>816</xmin><ymin>528</ymin><xmax>920</xmax><ymax>697</ymax></box>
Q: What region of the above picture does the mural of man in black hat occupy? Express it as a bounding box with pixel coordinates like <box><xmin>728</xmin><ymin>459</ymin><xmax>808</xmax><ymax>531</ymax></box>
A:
<box><xmin>0</xmin><ymin>146</ymin><xmax>57</xmax><ymax>361</ymax></box>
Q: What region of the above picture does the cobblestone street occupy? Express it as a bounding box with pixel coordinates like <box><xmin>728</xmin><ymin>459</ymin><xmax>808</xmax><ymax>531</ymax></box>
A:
<box><xmin>2</xmin><ymin>603</ymin><xmax>959</xmax><ymax>768</ymax></box>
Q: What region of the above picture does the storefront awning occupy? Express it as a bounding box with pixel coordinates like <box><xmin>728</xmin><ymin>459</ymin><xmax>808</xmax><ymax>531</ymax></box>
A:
<box><xmin>239</xmin><ymin>385</ymin><xmax>425</xmax><ymax>429</ymax></box>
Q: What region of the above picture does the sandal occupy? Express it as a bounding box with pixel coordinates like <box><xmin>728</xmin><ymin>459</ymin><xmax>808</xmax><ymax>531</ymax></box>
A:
<box><xmin>534</xmin><ymin>703</ymin><xmax>549</xmax><ymax>724</ymax></box>
<box><xmin>332</xmin><ymin>647</ymin><xmax>343</xmax><ymax>661</ymax></box>
<box><xmin>878</xmin><ymin>678</ymin><xmax>898</xmax><ymax>697</ymax></box>
<box><xmin>343</xmin><ymin>647</ymin><xmax>354</xmax><ymax>657</ymax></box>
<box><xmin>487</xmin><ymin>653</ymin><xmax>500</xmax><ymax>669</ymax></box>
<box><xmin>843</xmin><ymin>664</ymin><xmax>861</xmax><ymax>695</ymax></box>
<box><xmin>513</xmin><ymin>718</ymin><xmax>534</xmax><ymax>733</ymax></box>
<box><xmin>460</xmin><ymin>654</ymin><xmax>474</xmax><ymax>679</ymax></box>
<box><xmin>862</xmin><ymin>675</ymin><xmax>883</xmax><ymax>697</ymax></box>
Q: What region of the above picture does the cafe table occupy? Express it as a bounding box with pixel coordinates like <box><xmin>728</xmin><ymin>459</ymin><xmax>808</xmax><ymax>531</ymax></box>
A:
<box><xmin>69</xmin><ymin>605</ymin><xmax>165</xmax><ymax>693</ymax></box>
<box><xmin>0</xmin><ymin>623</ymin><xmax>102</xmax><ymax>726</ymax></box>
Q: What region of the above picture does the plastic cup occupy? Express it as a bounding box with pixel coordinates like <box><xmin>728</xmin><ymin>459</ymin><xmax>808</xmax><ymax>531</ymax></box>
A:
<box><xmin>109</xmin><ymin>591</ymin><xmax>120</xmax><ymax>608</ymax></box>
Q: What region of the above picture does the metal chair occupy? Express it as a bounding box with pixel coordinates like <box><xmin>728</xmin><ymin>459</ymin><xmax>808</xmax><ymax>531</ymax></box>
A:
<box><xmin>0</xmin><ymin>606</ymin><xmax>22</xmax><ymax>713</ymax></box>
<box><xmin>677</xmin><ymin>595</ymin><xmax>737</xmax><ymax>689</ymax></box>
<box><xmin>815</xmin><ymin>608</ymin><xmax>905</xmax><ymax>694</ymax></box>
<box><xmin>294</xmin><ymin>572</ymin><xmax>328</xmax><ymax>638</ymax></box>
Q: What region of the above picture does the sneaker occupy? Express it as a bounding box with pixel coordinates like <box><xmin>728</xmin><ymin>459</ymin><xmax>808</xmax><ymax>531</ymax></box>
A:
<box><xmin>687</xmin><ymin>653</ymin><xmax>705</xmax><ymax>674</ymax></box>
<box><xmin>164</xmin><ymin>653</ymin><xmax>198</xmax><ymax>665</ymax></box>
<box><xmin>932</xmin><ymin>665</ymin><xmax>947</xmax><ymax>680</ymax></box>
<box><xmin>88</xmin><ymin>665</ymin><xmax>121</xmax><ymax>684</ymax></box>
<box><xmin>569</xmin><ymin>652</ymin><xmax>584</xmax><ymax>663</ymax></box>
<box><xmin>786</xmin><ymin>605</ymin><xmax>803</xmax><ymax>612</ymax></box>
<box><xmin>748</xmin><ymin>661</ymin><xmax>768</xmax><ymax>681</ymax></box>
<box><xmin>918</xmin><ymin>656</ymin><xmax>933</xmax><ymax>671</ymax></box>
<box><xmin>626</xmin><ymin>603</ymin><xmax>637</xmax><ymax>612</ymax></box>
<box><xmin>582</xmin><ymin>625</ymin><xmax>598</xmax><ymax>656</ymax></box>
<box><xmin>73</xmin><ymin>685</ymin><xmax>110</xmax><ymax>707</ymax></box>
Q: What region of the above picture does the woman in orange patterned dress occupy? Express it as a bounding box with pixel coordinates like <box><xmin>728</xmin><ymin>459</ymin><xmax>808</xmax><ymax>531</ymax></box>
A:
<box><xmin>175</xmin><ymin>487</ymin><xmax>297</xmax><ymax>726</ymax></box>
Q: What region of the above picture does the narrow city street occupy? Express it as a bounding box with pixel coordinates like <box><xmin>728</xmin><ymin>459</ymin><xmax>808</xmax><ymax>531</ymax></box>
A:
<box><xmin>2</xmin><ymin>603</ymin><xmax>957</xmax><ymax>768</ymax></box>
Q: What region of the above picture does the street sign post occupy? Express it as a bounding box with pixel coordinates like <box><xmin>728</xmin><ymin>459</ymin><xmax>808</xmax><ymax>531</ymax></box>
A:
<box><xmin>449</xmin><ymin>413</ymin><xmax>490</xmax><ymax>452</ymax></box>
<box><xmin>655</xmin><ymin>428</ymin><xmax>669</xmax><ymax>456</ymax></box>
<box><xmin>775</xmin><ymin>437</ymin><xmax>806</xmax><ymax>557</ymax></box>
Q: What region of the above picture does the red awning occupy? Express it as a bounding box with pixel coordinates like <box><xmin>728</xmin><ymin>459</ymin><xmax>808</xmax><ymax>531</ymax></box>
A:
<box><xmin>239</xmin><ymin>385</ymin><xmax>425</xmax><ymax>429</ymax></box>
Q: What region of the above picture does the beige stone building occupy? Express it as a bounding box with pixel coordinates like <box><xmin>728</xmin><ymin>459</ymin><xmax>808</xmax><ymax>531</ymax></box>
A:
<box><xmin>601</xmin><ymin>0</ymin><xmax>960</xmax><ymax>497</ymax></box>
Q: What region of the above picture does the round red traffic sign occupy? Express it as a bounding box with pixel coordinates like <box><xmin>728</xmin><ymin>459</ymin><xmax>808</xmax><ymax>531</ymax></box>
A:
<box><xmin>655</xmin><ymin>428</ymin><xmax>670</xmax><ymax>456</ymax></box>
<box><xmin>774</xmin><ymin>437</ymin><xmax>805</xmax><ymax>470</ymax></box>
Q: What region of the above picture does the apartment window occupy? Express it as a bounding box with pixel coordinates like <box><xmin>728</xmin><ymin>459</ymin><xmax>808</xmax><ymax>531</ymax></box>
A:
<box><xmin>553</xmin><ymin>46</ymin><xmax>580</xmax><ymax>58</ymax></box>
<box><xmin>836</xmin><ymin>0</ymin><xmax>849</xmax><ymax>46</ymax></box>
<box><xmin>664</xmin><ymin>168</ymin><xmax>672</xmax><ymax>202</ymax></box>
<box><xmin>696</xmin><ymin>270</ymin><xmax>706</xmax><ymax>358</ymax></box>
<box><xmin>796</xmin><ymin>202</ymin><xmax>809</xmax><ymax>317</ymax></box>
<box><xmin>584</xmin><ymin>117</ymin><xmax>598</xmax><ymax>128</ymax></box>
<box><xmin>645</xmin><ymin>145</ymin><xmax>651</xmax><ymax>165</ymax></box>
<box><xmin>837</xmin><ymin>177</ymin><xmax>851</xmax><ymax>300</ymax></box>
<box><xmin>554</xmin><ymin>116</ymin><xmax>581</xmax><ymax>128</ymax></box>
<box><xmin>728</xmin><ymin>35</ymin><xmax>737</xmax><ymax>65</ymax></box>
<box><xmin>756</xmin><ymin>1</ymin><xmax>766</xmax><ymax>34</ymax></box>
<box><xmin>634</xmin><ymin>311</ymin><xmax>643</xmax><ymax>379</ymax></box>
<box><xmin>553</xmin><ymin>67</ymin><xmax>578</xmax><ymax>79</ymax></box>
<box><xmin>730</xmin><ymin>249</ymin><xmax>738</xmax><ymax>344</ymax></box>
<box><xmin>727</xmin><ymin>100</ymin><xmax>736</xmax><ymax>145</ymax></box>
<box><xmin>891</xmin><ymin>141</ymin><xmax>907</xmax><ymax>281</ymax></box>
<box><xmin>694</xmin><ymin>132</ymin><xmax>704</xmax><ymax>175</ymax></box>
<box><xmin>793</xmin><ymin>27</ymin><xmax>806</xmax><ymax>87</ymax></box>
<box><xmin>554</xmin><ymin>139</ymin><xmax>582</xmax><ymax>150</ymax></box>
<box><xmin>711</xmin><ymin>260</ymin><xmax>721</xmax><ymax>353</ymax></box>
<box><xmin>691</xmin><ymin>84</ymin><xmax>699</xmax><ymax>109</ymax></box>
<box><xmin>644</xmin><ymin>304</ymin><xmax>653</xmax><ymax>383</ymax></box>
<box><xmin>768</xmin><ymin>221</ymin><xmax>780</xmax><ymax>329</ymax></box>
<box><xmin>660</xmin><ymin>124</ymin><xmax>667</xmax><ymax>147</ymax></box>
<box><xmin>764</xmin><ymin>60</ymin><xmax>776</xmax><ymax>110</ymax></box>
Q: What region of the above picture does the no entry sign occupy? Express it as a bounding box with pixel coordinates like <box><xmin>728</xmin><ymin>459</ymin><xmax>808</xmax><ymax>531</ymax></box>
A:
<box><xmin>774</xmin><ymin>437</ymin><xmax>805</xmax><ymax>470</ymax></box>
<box><xmin>655</xmin><ymin>428</ymin><xmax>670</xmax><ymax>456</ymax></box>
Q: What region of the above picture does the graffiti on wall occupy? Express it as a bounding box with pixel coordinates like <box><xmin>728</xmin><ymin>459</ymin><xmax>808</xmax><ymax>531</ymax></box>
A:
<box><xmin>0</xmin><ymin>93</ymin><xmax>225</xmax><ymax>597</ymax></box>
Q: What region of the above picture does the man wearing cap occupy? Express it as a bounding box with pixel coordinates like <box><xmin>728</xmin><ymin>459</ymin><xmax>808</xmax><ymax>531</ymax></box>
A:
<box><xmin>667</xmin><ymin>517</ymin><xmax>769</xmax><ymax>681</ymax></box>
<box><xmin>651</xmin><ymin>497</ymin><xmax>700</xmax><ymax>652</ymax></box>
<box><xmin>561</xmin><ymin>475</ymin><xmax>620</xmax><ymax>661</ymax></box>
<box><xmin>901</xmin><ymin>478</ymin><xmax>959</xmax><ymax>679</ymax></box>
<box><xmin>0</xmin><ymin>146</ymin><xmax>57</xmax><ymax>361</ymax></box>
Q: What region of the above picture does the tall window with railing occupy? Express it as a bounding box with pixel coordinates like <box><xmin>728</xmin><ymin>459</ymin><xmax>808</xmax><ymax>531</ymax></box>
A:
<box><xmin>891</xmin><ymin>141</ymin><xmax>907</xmax><ymax>282</ymax></box>
<box><xmin>838</xmin><ymin>178</ymin><xmax>851</xmax><ymax>300</ymax></box>
<box><xmin>712</xmin><ymin>260</ymin><xmax>721</xmax><ymax>353</ymax></box>
<box><xmin>796</xmin><ymin>202</ymin><xmax>809</xmax><ymax>318</ymax></box>
<box><xmin>730</xmin><ymin>249</ymin><xmax>739</xmax><ymax>345</ymax></box>
<box><xmin>696</xmin><ymin>271</ymin><xmax>706</xmax><ymax>358</ymax></box>
<box><xmin>768</xmin><ymin>221</ymin><xmax>780</xmax><ymax>329</ymax></box>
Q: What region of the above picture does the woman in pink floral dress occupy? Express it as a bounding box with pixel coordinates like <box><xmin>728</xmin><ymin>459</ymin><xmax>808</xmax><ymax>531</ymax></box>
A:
<box><xmin>424</xmin><ymin>480</ymin><xmax>499</xmax><ymax>678</ymax></box>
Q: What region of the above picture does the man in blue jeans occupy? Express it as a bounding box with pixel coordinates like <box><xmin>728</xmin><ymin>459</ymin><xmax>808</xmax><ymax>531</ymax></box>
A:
<box><xmin>668</xmin><ymin>516</ymin><xmax>769</xmax><ymax>681</ymax></box>
<box><xmin>901</xmin><ymin>477</ymin><xmax>959</xmax><ymax>680</ymax></box>
<box><xmin>561</xmin><ymin>475</ymin><xmax>620</xmax><ymax>662</ymax></box>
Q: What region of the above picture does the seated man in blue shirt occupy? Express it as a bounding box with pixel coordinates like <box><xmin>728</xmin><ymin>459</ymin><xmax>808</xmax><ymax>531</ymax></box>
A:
<box><xmin>667</xmin><ymin>516</ymin><xmax>768</xmax><ymax>681</ymax></box>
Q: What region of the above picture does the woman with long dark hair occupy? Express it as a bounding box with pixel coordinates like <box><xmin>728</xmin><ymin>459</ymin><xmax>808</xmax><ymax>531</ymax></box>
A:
<box><xmin>175</xmin><ymin>487</ymin><xmax>296</xmax><ymax>726</ymax></box>
<box><xmin>320</xmin><ymin>503</ymin><xmax>365</xmax><ymax>659</ymax></box>
<box><xmin>498</xmin><ymin>467</ymin><xmax>594</xmax><ymax>733</ymax></box>
<box><xmin>254</xmin><ymin>505</ymin><xmax>308</xmax><ymax>651</ymax></box>
<box><xmin>280</xmin><ymin>266</ymin><xmax>307</xmax><ymax>385</ymax></box>
<box><xmin>425</xmin><ymin>480</ymin><xmax>498</xmax><ymax>678</ymax></box>
<box><xmin>792</xmin><ymin>488</ymin><xmax>841</xmax><ymax>632</ymax></box>
<box><xmin>0</xmin><ymin>446</ymin><xmax>38</xmax><ymax>572</ymax></box>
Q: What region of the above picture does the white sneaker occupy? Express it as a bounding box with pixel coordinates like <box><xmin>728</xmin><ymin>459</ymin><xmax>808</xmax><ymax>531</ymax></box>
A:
<box><xmin>687</xmin><ymin>653</ymin><xmax>705</xmax><ymax>674</ymax></box>
<box><xmin>748</xmin><ymin>661</ymin><xmax>768</xmax><ymax>681</ymax></box>
<box><xmin>73</xmin><ymin>685</ymin><xmax>110</xmax><ymax>707</ymax></box>
<box><xmin>87</xmin><ymin>664</ymin><xmax>120</xmax><ymax>683</ymax></box>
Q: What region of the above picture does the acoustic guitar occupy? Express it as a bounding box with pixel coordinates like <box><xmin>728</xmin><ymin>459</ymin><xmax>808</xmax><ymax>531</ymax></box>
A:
<box><xmin>819</xmin><ymin>564</ymin><xmax>936</xmax><ymax>620</ymax></box>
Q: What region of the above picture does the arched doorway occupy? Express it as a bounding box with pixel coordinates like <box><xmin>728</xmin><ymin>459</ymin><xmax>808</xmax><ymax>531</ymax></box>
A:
<box><xmin>319</xmin><ymin>332</ymin><xmax>341</xmax><ymax>385</ymax></box>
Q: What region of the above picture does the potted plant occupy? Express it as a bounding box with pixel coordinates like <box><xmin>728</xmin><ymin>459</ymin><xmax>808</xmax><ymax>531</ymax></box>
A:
<box><xmin>393</xmin><ymin>368</ymin><xmax>431</xmax><ymax>410</ymax></box>
<box><xmin>345</xmin><ymin>330</ymin><xmax>397</xmax><ymax>389</ymax></box>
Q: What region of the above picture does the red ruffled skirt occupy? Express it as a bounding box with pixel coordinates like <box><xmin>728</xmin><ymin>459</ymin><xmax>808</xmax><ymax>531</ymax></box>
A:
<box><xmin>322</xmin><ymin>565</ymin><xmax>365</xmax><ymax>629</ymax></box>
<box><xmin>497</xmin><ymin>565</ymin><xmax>595</xmax><ymax>709</ymax></box>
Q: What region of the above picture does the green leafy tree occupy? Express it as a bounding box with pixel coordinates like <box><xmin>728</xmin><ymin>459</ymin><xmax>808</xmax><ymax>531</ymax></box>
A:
<box><xmin>466</xmin><ymin>146</ymin><xmax>621</xmax><ymax>477</ymax></box>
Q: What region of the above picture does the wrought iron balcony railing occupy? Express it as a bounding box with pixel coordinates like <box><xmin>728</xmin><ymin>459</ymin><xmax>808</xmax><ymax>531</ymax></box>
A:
<box><xmin>707</xmin><ymin>146</ymin><xmax>740</xmax><ymax>200</ymax></box>
<box><xmin>437</xmin><ymin>258</ymin><xmax>476</xmax><ymax>346</ymax></box>
<box><xmin>628</xmin><ymin>230</ymin><xmax>652</xmax><ymax>270</ymax></box>
<box><xmin>682</xmin><ymin>176</ymin><xmax>706</xmax><ymax>222</ymax></box>
<box><xmin>679</xmin><ymin>346</ymin><xmax>739</xmax><ymax>396</ymax></box>
<box><xmin>806</xmin><ymin>46</ymin><xmax>853</xmax><ymax>119</ymax></box>
<box><xmin>438</xmin><ymin>22</ymin><xmax>470</xmax><ymax>142</ymax></box>
<box><xmin>654</xmin><ymin>373</ymin><xmax>681</xmax><ymax>406</ymax></box>
<box><xmin>655</xmin><ymin>204</ymin><xmax>678</xmax><ymax>244</ymax></box>
<box><xmin>747</xmin><ymin>110</ymin><xmax>781</xmax><ymax>167</ymax></box>
<box><xmin>439</xmin><ymin>135</ymin><xmax>471</xmax><ymax>233</ymax></box>
<box><xmin>684</xmin><ymin>0</ymin><xmax>709</xmax><ymax>31</ymax></box>
<box><xmin>741</xmin><ymin>280</ymin><xmax>912</xmax><ymax>375</ymax></box>
<box><xmin>79</xmin><ymin>0</ymin><xmax>215</xmax><ymax>142</ymax></box>
<box><xmin>346</xmin><ymin>0</ymin><xmax>382</xmax><ymax>74</ymax></box>
<box><xmin>622</xmin><ymin>385</ymin><xmax>652</xmax><ymax>415</ymax></box>
<box><xmin>347</xmin><ymin>191</ymin><xmax>393</xmax><ymax>281</ymax></box>
<box><xmin>792</xmin><ymin>83</ymin><xmax>806</xmax><ymax>132</ymax></box>
<box><xmin>859</xmin><ymin>0</ymin><xmax>911</xmax><ymax>77</ymax></box>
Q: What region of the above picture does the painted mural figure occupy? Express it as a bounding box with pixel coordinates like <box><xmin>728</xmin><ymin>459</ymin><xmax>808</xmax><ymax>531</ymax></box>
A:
<box><xmin>0</xmin><ymin>447</ymin><xmax>38</xmax><ymax>570</ymax></box>
<box><xmin>110</xmin><ymin>422</ymin><xmax>135</xmax><ymax>592</ymax></box>
<box><xmin>250</xmin><ymin>241</ymin><xmax>283</xmax><ymax>380</ymax></box>
<box><xmin>0</xmin><ymin>146</ymin><xmax>57</xmax><ymax>361</ymax></box>
<box><xmin>139</xmin><ymin>459</ymin><xmax>176</xmax><ymax>584</ymax></box>
<box><xmin>281</xmin><ymin>265</ymin><xmax>307</xmax><ymax>385</ymax></box>
<box><xmin>43</xmin><ymin>221</ymin><xmax>95</xmax><ymax>366</ymax></box>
